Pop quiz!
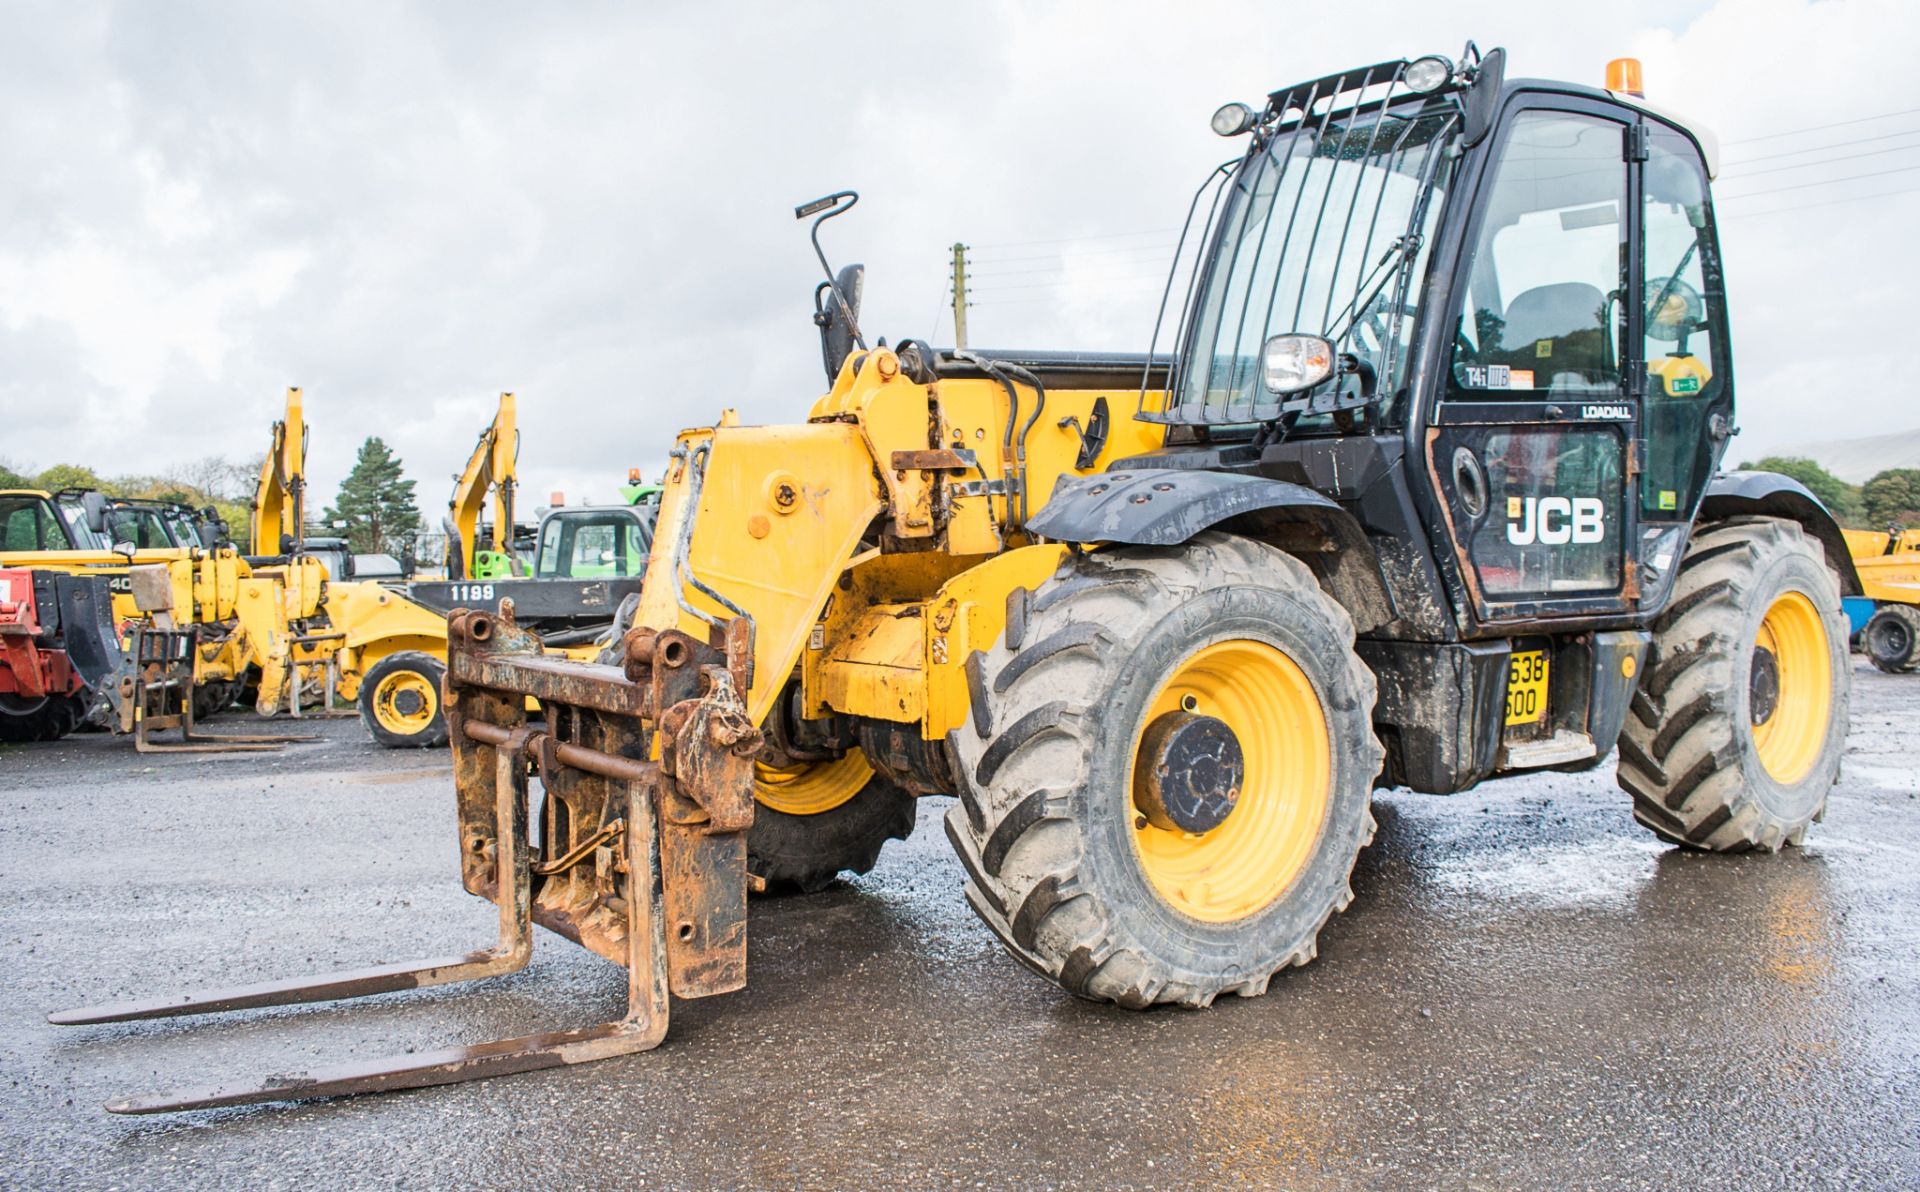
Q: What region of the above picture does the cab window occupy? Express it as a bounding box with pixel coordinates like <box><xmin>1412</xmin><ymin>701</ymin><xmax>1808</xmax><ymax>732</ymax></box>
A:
<box><xmin>1640</xmin><ymin>124</ymin><xmax>1728</xmax><ymax>520</ymax></box>
<box><xmin>537</xmin><ymin>513</ymin><xmax>650</xmax><ymax>579</ymax></box>
<box><xmin>1450</xmin><ymin>111</ymin><xmax>1627</xmax><ymax>398</ymax></box>
<box><xmin>1</xmin><ymin>496</ymin><xmax>68</xmax><ymax>551</ymax></box>
<box><xmin>536</xmin><ymin>518</ymin><xmax>564</xmax><ymax>578</ymax></box>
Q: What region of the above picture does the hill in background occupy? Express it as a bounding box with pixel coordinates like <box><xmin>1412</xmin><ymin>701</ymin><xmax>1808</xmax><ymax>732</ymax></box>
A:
<box><xmin>1747</xmin><ymin>428</ymin><xmax>1920</xmax><ymax>483</ymax></box>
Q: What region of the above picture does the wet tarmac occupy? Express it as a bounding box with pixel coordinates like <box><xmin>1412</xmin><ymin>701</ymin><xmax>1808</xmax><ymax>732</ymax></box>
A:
<box><xmin>1</xmin><ymin>663</ymin><xmax>1916</xmax><ymax>1189</ymax></box>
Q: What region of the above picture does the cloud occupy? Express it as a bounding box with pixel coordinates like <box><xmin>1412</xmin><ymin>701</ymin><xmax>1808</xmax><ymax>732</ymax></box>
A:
<box><xmin>0</xmin><ymin>0</ymin><xmax>1911</xmax><ymax>511</ymax></box>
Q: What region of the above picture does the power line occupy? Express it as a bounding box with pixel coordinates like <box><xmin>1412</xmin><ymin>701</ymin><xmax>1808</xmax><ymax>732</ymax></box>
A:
<box><xmin>970</xmin><ymin>270</ymin><xmax>1184</xmax><ymax>295</ymax></box>
<box><xmin>1718</xmin><ymin>140</ymin><xmax>1920</xmax><ymax>179</ymax></box>
<box><xmin>972</xmin><ymin>288</ymin><xmax>1170</xmax><ymax>308</ymax></box>
<box><xmin>970</xmin><ymin>241</ymin><xmax>1181</xmax><ymax>266</ymax></box>
<box><xmin>968</xmin><ymin>226</ymin><xmax>1179</xmax><ymax>251</ymax></box>
<box><xmin>1718</xmin><ymin>182</ymin><xmax>1920</xmax><ymax>222</ymax></box>
<box><xmin>970</xmin><ymin>258</ymin><xmax>1177</xmax><ymax>280</ymax></box>
<box><xmin>1723</xmin><ymin>105</ymin><xmax>1920</xmax><ymax>146</ymax></box>
<box><xmin>1715</xmin><ymin>161</ymin><xmax>1920</xmax><ymax>200</ymax></box>
<box><xmin>1723</xmin><ymin>125</ymin><xmax>1920</xmax><ymax>166</ymax></box>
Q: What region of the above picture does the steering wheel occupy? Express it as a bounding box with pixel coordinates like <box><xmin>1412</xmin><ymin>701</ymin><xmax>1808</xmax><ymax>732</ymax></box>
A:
<box><xmin>1644</xmin><ymin>276</ymin><xmax>1703</xmax><ymax>342</ymax></box>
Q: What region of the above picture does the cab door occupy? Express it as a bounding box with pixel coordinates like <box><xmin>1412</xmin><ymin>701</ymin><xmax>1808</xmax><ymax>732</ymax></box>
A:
<box><xmin>1634</xmin><ymin>120</ymin><xmax>1734</xmax><ymax>608</ymax></box>
<box><xmin>1428</xmin><ymin>103</ymin><xmax>1642</xmax><ymax>624</ymax></box>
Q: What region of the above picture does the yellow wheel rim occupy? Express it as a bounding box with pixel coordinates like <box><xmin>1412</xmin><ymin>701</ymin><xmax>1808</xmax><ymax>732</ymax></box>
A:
<box><xmin>1750</xmin><ymin>591</ymin><xmax>1832</xmax><ymax>785</ymax></box>
<box><xmin>1130</xmin><ymin>639</ymin><xmax>1331</xmax><ymax>923</ymax></box>
<box><xmin>754</xmin><ymin>751</ymin><xmax>872</xmax><ymax>816</ymax></box>
<box><xmin>372</xmin><ymin>669</ymin><xmax>439</xmax><ymax>736</ymax></box>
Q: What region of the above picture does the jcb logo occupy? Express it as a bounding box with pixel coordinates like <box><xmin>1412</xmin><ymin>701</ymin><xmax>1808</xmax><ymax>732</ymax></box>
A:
<box><xmin>1506</xmin><ymin>496</ymin><xmax>1605</xmax><ymax>545</ymax></box>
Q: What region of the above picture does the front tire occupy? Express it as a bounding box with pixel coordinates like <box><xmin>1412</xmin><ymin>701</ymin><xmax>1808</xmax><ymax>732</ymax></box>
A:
<box><xmin>358</xmin><ymin>651</ymin><xmax>449</xmax><ymax>748</ymax></box>
<box><xmin>1862</xmin><ymin>604</ymin><xmax>1920</xmax><ymax>674</ymax></box>
<box><xmin>946</xmin><ymin>533</ymin><xmax>1382</xmax><ymax>1009</ymax></box>
<box><xmin>1617</xmin><ymin>519</ymin><xmax>1849</xmax><ymax>851</ymax></box>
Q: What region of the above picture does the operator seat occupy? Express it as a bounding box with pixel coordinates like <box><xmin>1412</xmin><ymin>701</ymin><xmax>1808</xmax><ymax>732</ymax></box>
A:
<box><xmin>1499</xmin><ymin>281</ymin><xmax>1608</xmax><ymax>389</ymax></box>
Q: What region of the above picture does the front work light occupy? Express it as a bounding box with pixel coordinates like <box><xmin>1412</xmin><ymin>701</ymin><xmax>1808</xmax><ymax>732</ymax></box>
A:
<box><xmin>1403</xmin><ymin>55</ymin><xmax>1453</xmax><ymax>93</ymax></box>
<box><xmin>1211</xmin><ymin>102</ymin><xmax>1255</xmax><ymax>137</ymax></box>
<box><xmin>1261</xmin><ymin>334</ymin><xmax>1335</xmax><ymax>395</ymax></box>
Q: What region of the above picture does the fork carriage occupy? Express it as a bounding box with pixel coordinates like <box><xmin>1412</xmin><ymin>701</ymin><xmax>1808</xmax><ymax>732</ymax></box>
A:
<box><xmin>50</xmin><ymin>603</ymin><xmax>762</xmax><ymax>1114</ymax></box>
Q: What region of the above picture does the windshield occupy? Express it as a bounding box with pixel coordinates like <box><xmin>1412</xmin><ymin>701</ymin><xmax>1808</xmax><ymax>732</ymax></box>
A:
<box><xmin>538</xmin><ymin>512</ymin><xmax>651</xmax><ymax>579</ymax></box>
<box><xmin>1166</xmin><ymin>102</ymin><xmax>1458</xmax><ymax>427</ymax></box>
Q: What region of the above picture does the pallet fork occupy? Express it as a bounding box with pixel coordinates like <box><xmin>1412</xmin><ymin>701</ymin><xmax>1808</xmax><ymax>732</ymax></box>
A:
<box><xmin>126</xmin><ymin>627</ymin><xmax>314</xmax><ymax>753</ymax></box>
<box><xmin>52</xmin><ymin>603</ymin><xmax>761</xmax><ymax>1113</ymax></box>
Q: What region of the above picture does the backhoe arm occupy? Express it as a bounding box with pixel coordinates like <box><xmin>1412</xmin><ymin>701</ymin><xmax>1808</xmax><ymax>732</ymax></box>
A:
<box><xmin>446</xmin><ymin>392</ymin><xmax>519</xmax><ymax>580</ymax></box>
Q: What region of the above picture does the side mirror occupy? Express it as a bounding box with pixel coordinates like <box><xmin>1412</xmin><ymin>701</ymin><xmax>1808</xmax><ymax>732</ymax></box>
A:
<box><xmin>81</xmin><ymin>491</ymin><xmax>111</xmax><ymax>535</ymax></box>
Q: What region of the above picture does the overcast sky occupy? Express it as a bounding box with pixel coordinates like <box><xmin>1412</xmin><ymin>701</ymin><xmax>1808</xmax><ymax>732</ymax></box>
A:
<box><xmin>3</xmin><ymin>0</ymin><xmax>1914</xmax><ymax>517</ymax></box>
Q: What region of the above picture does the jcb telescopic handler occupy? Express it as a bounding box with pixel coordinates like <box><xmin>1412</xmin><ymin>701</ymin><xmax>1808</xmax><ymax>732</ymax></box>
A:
<box><xmin>57</xmin><ymin>46</ymin><xmax>1859</xmax><ymax>1113</ymax></box>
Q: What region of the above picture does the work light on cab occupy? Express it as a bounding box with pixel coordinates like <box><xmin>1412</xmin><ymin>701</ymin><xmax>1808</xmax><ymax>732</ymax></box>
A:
<box><xmin>1210</xmin><ymin>102</ymin><xmax>1255</xmax><ymax>137</ymax></box>
<box><xmin>1606</xmin><ymin>57</ymin><xmax>1644</xmax><ymax>96</ymax></box>
<box><xmin>1260</xmin><ymin>334</ymin><xmax>1334</xmax><ymax>394</ymax></box>
<box><xmin>1402</xmin><ymin>55</ymin><xmax>1453</xmax><ymax>93</ymax></box>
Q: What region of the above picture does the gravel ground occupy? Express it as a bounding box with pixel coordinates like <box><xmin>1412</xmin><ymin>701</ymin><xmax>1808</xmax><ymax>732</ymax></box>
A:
<box><xmin>0</xmin><ymin>662</ymin><xmax>1914</xmax><ymax>1189</ymax></box>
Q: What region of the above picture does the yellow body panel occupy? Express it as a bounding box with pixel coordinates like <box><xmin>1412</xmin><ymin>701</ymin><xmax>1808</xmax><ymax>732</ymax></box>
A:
<box><xmin>1846</xmin><ymin>528</ymin><xmax>1920</xmax><ymax>606</ymax></box>
<box><xmin>322</xmin><ymin>580</ymin><xmax>452</xmax><ymax>701</ymax></box>
<box><xmin>814</xmin><ymin>602</ymin><xmax>928</xmax><ymax>724</ymax></box>
<box><xmin>635</xmin><ymin>420</ymin><xmax>886</xmax><ymax>726</ymax></box>
<box><xmin>918</xmin><ymin>544</ymin><xmax>1069</xmax><ymax>738</ymax></box>
<box><xmin>634</xmin><ymin>346</ymin><xmax>1166</xmax><ymax>741</ymax></box>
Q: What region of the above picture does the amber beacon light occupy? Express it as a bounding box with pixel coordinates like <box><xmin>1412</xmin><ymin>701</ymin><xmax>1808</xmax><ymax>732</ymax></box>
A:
<box><xmin>1606</xmin><ymin>57</ymin><xmax>1645</xmax><ymax>96</ymax></box>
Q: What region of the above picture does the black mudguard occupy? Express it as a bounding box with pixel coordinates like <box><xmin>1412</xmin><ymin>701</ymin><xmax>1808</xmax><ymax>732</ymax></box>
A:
<box><xmin>1700</xmin><ymin>471</ymin><xmax>1861</xmax><ymax>595</ymax></box>
<box><xmin>1028</xmin><ymin>470</ymin><xmax>1395</xmax><ymax>631</ymax></box>
<box><xmin>1029</xmin><ymin>470</ymin><xmax>1339</xmax><ymax>546</ymax></box>
<box><xmin>32</xmin><ymin>571</ymin><xmax>127</xmax><ymax>691</ymax></box>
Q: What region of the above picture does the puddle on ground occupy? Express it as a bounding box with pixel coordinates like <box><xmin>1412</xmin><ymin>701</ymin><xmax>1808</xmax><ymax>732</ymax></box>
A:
<box><xmin>1429</xmin><ymin>835</ymin><xmax>1667</xmax><ymax>908</ymax></box>
<box><xmin>1838</xmin><ymin>762</ymin><xmax>1920</xmax><ymax>793</ymax></box>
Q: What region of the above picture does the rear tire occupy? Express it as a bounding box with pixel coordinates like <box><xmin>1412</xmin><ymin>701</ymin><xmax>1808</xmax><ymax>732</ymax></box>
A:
<box><xmin>748</xmin><ymin>764</ymin><xmax>918</xmax><ymax>893</ymax></box>
<box><xmin>358</xmin><ymin>651</ymin><xmax>449</xmax><ymax>748</ymax></box>
<box><xmin>1617</xmin><ymin>518</ymin><xmax>1849</xmax><ymax>851</ymax></box>
<box><xmin>946</xmin><ymin>533</ymin><xmax>1382</xmax><ymax>1009</ymax></box>
<box><xmin>1862</xmin><ymin>604</ymin><xmax>1920</xmax><ymax>674</ymax></box>
<box><xmin>0</xmin><ymin>692</ymin><xmax>87</xmax><ymax>743</ymax></box>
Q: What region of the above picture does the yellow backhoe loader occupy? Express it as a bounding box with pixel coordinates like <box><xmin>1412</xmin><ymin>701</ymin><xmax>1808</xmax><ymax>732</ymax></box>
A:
<box><xmin>445</xmin><ymin>392</ymin><xmax>523</xmax><ymax>581</ymax></box>
<box><xmin>255</xmin><ymin>388</ymin><xmax>654</xmax><ymax>745</ymax></box>
<box><xmin>55</xmin><ymin>46</ymin><xmax>1861</xmax><ymax>1112</ymax></box>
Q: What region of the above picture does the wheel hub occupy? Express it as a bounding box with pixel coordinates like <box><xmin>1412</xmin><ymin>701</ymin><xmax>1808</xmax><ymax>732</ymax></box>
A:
<box><xmin>392</xmin><ymin>688</ymin><xmax>426</xmax><ymax>718</ymax></box>
<box><xmin>1133</xmin><ymin>710</ymin><xmax>1245</xmax><ymax>835</ymax></box>
<box><xmin>1876</xmin><ymin>618</ymin><xmax>1911</xmax><ymax>657</ymax></box>
<box><xmin>1749</xmin><ymin>645</ymin><xmax>1780</xmax><ymax>727</ymax></box>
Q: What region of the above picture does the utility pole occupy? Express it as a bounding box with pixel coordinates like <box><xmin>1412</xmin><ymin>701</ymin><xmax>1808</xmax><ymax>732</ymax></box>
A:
<box><xmin>949</xmin><ymin>242</ymin><xmax>970</xmax><ymax>348</ymax></box>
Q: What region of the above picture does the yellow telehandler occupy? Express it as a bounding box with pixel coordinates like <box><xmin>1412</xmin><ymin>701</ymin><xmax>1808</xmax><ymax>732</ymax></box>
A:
<box><xmin>56</xmin><ymin>45</ymin><xmax>1861</xmax><ymax>1112</ymax></box>
<box><xmin>0</xmin><ymin>486</ymin><xmax>323</xmax><ymax>750</ymax></box>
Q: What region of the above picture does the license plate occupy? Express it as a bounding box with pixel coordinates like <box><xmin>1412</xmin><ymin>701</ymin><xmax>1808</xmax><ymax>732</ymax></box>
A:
<box><xmin>1505</xmin><ymin>650</ymin><xmax>1548</xmax><ymax>726</ymax></box>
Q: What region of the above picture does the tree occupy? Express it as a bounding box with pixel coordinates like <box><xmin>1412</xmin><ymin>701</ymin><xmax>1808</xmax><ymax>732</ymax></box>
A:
<box><xmin>1861</xmin><ymin>468</ymin><xmax>1920</xmax><ymax>530</ymax></box>
<box><xmin>1736</xmin><ymin>456</ymin><xmax>1862</xmax><ymax>525</ymax></box>
<box><xmin>323</xmin><ymin>437</ymin><xmax>420</xmax><ymax>554</ymax></box>
<box><xmin>0</xmin><ymin>459</ymin><xmax>29</xmax><ymax>489</ymax></box>
<box><xmin>32</xmin><ymin>463</ymin><xmax>104</xmax><ymax>493</ymax></box>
